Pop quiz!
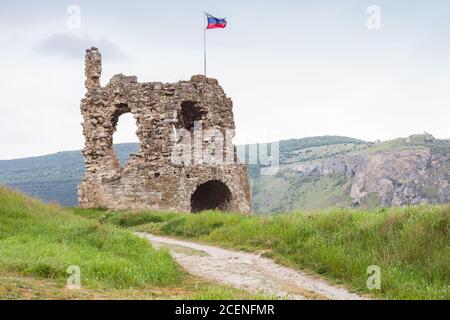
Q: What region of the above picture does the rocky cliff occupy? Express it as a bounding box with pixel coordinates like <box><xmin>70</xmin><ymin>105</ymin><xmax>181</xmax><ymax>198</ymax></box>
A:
<box><xmin>251</xmin><ymin>134</ymin><xmax>450</xmax><ymax>213</ymax></box>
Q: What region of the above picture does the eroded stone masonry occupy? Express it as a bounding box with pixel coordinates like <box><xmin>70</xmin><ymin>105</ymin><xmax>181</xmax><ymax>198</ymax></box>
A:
<box><xmin>78</xmin><ymin>48</ymin><xmax>251</xmax><ymax>213</ymax></box>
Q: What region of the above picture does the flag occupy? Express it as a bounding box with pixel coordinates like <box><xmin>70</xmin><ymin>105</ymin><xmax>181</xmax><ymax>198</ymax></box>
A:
<box><xmin>206</xmin><ymin>13</ymin><xmax>227</xmax><ymax>29</ymax></box>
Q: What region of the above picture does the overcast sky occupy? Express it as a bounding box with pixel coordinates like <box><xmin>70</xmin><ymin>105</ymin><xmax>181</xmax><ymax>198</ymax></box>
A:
<box><xmin>1</xmin><ymin>1</ymin><xmax>449</xmax><ymax>159</ymax></box>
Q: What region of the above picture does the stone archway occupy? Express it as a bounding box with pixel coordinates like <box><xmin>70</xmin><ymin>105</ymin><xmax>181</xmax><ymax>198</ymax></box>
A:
<box><xmin>191</xmin><ymin>180</ymin><xmax>232</xmax><ymax>212</ymax></box>
<box><xmin>107</xmin><ymin>103</ymin><xmax>142</xmax><ymax>168</ymax></box>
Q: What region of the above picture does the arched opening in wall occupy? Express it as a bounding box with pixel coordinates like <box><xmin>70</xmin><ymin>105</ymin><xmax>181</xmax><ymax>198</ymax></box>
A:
<box><xmin>177</xmin><ymin>101</ymin><xmax>205</xmax><ymax>130</ymax></box>
<box><xmin>191</xmin><ymin>180</ymin><xmax>232</xmax><ymax>212</ymax></box>
<box><xmin>112</xmin><ymin>111</ymin><xmax>140</xmax><ymax>166</ymax></box>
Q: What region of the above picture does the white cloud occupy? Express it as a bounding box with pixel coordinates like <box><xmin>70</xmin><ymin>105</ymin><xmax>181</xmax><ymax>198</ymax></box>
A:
<box><xmin>35</xmin><ymin>31</ymin><xmax>125</xmax><ymax>61</ymax></box>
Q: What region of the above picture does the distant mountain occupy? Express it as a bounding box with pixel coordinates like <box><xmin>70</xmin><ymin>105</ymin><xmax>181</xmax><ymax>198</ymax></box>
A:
<box><xmin>250</xmin><ymin>134</ymin><xmax>450</xmax><ymax>213</ymax></box>
<box><xmin>0</xmin><ymin>144</ymin><xmax>139</xmax><ymax>206</ymax></box>
<box><xmin>1</xmin><ymin>135</ymin><xmax>449</xmax><ymax>213</ymax></box>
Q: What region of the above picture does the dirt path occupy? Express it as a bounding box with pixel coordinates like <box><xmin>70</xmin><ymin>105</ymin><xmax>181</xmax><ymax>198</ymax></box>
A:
<box><xmin>137</xmin><ymin>233</ymin><xmax>364</xmax><ymax>300</ymax></box>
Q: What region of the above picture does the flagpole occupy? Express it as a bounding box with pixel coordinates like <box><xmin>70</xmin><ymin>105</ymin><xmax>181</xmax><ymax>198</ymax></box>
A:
<box><xmin>203</xmin><ymin>11</ymin><xmax>207</xmax><ymax>78</ymax></box>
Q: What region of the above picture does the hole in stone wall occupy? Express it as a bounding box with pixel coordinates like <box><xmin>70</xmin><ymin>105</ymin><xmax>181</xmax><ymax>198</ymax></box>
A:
<box><xmin>191</xmin><ymin>180</ymin><xmax>232</xmax><ymax>212</ymax></box>
<box><xmin>177</xmin><ymin>101</ymin><xmax>205</xmax><ymax>130</ymax></box>
<box><xmin>112</xmin><ymin>112</ymin><xmax>140</xmax><ymax>166</ymax></box>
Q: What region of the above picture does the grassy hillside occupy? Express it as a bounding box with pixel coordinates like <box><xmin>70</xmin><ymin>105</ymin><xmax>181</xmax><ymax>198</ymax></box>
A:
<box><xmin>0</xmin><ymin>143</ymin><xmax>140</xmax><ymax>206</ymax></box>
<box><xmin>251</xmin><ymin>134</ymin><xmax>450</xmax><ymax>213</ymax></box>
<box><xmin>74</xmin><ymin>206</ymin><xmax>450</xmax><ymax>300</ymax></box>
<box><xmin>0</xmin><ymin>137</ymin><xmax>364</xmax><ymax>207</ymax></box>
<box><xmin>364</xmin><ymin>134</ymin><xmax>450</xmax><ymax>155</ymax></box>
<box><xmin>0</xmin><ymin>187</ymin><xmax>261</xmax><ymax>299</ymax></box>
<box><xmin>1</xmin><ymin>188</ymin><xmax>448</xmax><ymax>299</ymax></box>
<box><xmin>1</xmin><ymin>135</ymin><xmax>449</xmax><ymax>212</ymax></box>
<box><xmin>252</xmin><ymin>174</ymin><xmax>353</xmax><ymax>213</ymax></box>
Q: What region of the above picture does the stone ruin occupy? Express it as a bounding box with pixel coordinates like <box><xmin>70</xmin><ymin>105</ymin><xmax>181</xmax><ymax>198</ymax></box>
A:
<box><xmin>78</xmin><ymin>48</ymin><xmax>251</xmax><ymax>213</ymax></box>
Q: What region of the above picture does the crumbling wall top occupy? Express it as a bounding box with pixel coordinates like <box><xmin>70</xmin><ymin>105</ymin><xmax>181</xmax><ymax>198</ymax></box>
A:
<box><xmin>85</xmin><ymin>47</ymin><xmax>102</xmax><ymax>90</ymax></box>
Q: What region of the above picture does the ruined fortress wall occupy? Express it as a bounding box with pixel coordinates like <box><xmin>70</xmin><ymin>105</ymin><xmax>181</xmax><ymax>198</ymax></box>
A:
<box><xmin>78</xmin><ymin>48</ymin><xmax>251</xmax><ymax>213</ymax></box>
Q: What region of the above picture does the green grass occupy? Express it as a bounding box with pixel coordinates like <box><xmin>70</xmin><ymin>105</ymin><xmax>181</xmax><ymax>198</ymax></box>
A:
<box><xmin>3</xmin><ymin>186</ymin><xmax>448</xmax><ymax>300</ymax></box>
<box><xmin>70</xmin><ymin>207</ymin><xmax>179</xmax><ymax>228</ymax></box>
<box><xmin>0</xmin><ymin>272</ymin><xmax>266</xmax><ymax>300</ymax></box>
<box><xmin>0</xmin><ymin>187</ymin><xmax>182</xmax><ymax>289</ymax></box>
<box><xmin>83</xmin><ymin>206</ymin><xmax>450</xmax><ymax>300</ymax></box>
<box><xmin>0</xmin><ymin>187</ymin><xmax>269</xmax><ymax>299</ymax></box>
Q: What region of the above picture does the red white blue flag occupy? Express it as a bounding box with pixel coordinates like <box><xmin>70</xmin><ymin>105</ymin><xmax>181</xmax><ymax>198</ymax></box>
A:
<box><xmin>206</xmin><ymin>13</ymin><xmax>227</xmax><ymax>29</ymax></box>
